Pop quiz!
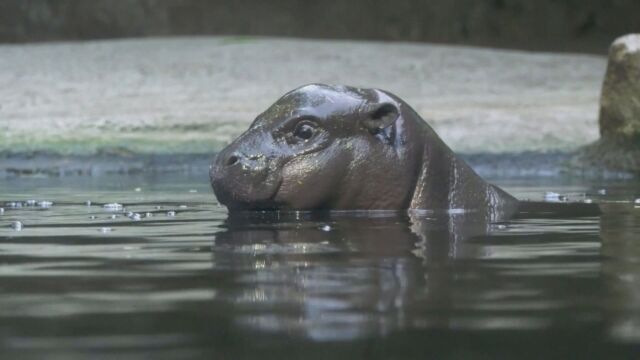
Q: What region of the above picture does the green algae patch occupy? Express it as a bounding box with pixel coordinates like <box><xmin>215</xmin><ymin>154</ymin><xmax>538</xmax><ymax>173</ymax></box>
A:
<box><xmin>0</xmin><ymin>133</ymin><xmax>230</xmax><ymax>157</ymax></box>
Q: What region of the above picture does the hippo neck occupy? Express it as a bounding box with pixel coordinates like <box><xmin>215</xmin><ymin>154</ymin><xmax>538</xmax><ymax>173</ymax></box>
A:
<box><xmin>408</xmin><ymin>126</ymin><xmax>518</xmax><ymax>221</ymax></box>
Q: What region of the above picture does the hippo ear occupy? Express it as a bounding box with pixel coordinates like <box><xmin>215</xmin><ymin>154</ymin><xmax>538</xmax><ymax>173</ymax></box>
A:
<box><xmin>361</xmin><ymin>103</ymin><xmax>399</xmax><ymax>134</ymax></box>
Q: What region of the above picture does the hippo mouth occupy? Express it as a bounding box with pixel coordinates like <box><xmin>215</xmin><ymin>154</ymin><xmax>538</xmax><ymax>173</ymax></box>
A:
<box><xmin>219</xmin><ymin>176</ymin><xmax>284</xmax><ymax>211</ymax></box>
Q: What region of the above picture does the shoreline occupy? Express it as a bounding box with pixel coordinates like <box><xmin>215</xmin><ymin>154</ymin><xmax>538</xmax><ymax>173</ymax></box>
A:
<box><xmin>1</xmin><ymin>151</ymin><xmax>634</xmax><ymax>180</ymax></box>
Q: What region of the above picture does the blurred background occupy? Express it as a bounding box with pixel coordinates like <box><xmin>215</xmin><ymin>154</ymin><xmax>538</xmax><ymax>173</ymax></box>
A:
<box><xmin>1</xmin><ymin>0</ymin><xmax>639</xmax><ymax>176</ymax></box>
<box><xmin>1</xmin><ymin>0</ymin><xmax>639</xmax><ymax>53</ymax></box>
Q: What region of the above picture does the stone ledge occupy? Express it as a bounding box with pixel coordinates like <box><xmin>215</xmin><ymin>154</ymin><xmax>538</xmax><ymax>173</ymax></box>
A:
<box><xmin>0</xmin><ymin>36</ymin><xmax>607</xmax><ymax>158</ymax></box>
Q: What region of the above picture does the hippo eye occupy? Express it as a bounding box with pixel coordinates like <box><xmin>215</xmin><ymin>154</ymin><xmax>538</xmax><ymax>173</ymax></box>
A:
<box><xmin>293</xmin><ymin>122</ymin><xmax>317</xmax><ymax>141</ymax></box>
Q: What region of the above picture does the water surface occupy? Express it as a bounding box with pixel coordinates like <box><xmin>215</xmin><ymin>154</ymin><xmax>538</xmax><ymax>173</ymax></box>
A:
<box><xmin>0</xmin><ymin>174</ymin><xmax>639</xmax><ymax>359</ymax></box>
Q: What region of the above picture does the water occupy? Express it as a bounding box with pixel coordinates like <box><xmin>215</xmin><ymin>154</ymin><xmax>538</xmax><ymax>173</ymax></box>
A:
<box><xmin>0</xmin><ymin>174</ymin><xmax>639</xmax><ymax>359</ymax></box>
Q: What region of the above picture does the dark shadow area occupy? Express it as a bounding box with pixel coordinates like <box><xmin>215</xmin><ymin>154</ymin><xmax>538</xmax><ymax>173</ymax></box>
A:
<box><xmin>1</xmin><ymin>0</ymin><xmax>639</xmax><ymax>53</ymax></box>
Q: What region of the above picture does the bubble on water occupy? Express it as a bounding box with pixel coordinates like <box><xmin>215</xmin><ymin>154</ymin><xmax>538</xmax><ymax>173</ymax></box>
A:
<box><xmin>167</xmin><ymin>211</ymin><xmax>176</xmax><ymax>217</ymax></box>
<box><xmin>10</xmin><ymin>221</ymin><xmax>23</xmax><ymax>231</ymax></box>
<box><xmin>0</xmin><ymin>208</ymin><xmax>4</xmax><ymax>214</ymax></box>
<box><xmin>544</xmin><ymin>192</ymin><xmax>567</xmax><ymax>202</ymax></box>
<box><xmin>584</xmin><ymin>198</ymin><xmax>593</xmax><ymax>204</ymax></box>
<box><xmin>38</xmin><ymin>201</ymin><xmax>53</xmax><ymax>208</ymax></box>
<box><xmin>155</xmin><ymin>206</ymin><xmax>163</xmax><ymax>210</ymax></box>
<box><xmin>109</xmin><ymin>214</ymin><xmax>118</xmax><ymax>219</ymax></box>
<box><xmin>497</xmin><ymin>224</ymin><xmax>507</xmax><ymax>230</ymax></box>
<box><xmin>89</xmin><ymin>215</ymin><xmax>97</xmax><ymax>220</ymax></box>
<box><xmin>635</xmin><ymin>198</ymin><xmax>640</xmax><ymax>205</ymax></box>
<box><xmin>103</xmin><ymin>203</ymin><xmax>124</xmax><ymax>211</ymax></box>
<box><xmin>99</xmin><ymin>227</ymin><xmax>113</xmax><ymax>233</ymax></box>
<box><xmin>597</xmin><ymin>189</ymin><xmax>607</xmax><ymax>195</ymax></box>
<box><xmin>6</xmin><ymin>202</ymin><xmax>22</xmax><ymax>208</ymax></box>
<box><xmin>319</xmin><ymin>224</ymin><xmax>331</xmax><ymax>232</ymax></box>
<box><xmin>134</xmin><ymin>187</ymin><xmax>142</xmax><ymax>192</ymax></box>
<box><xmin>145</xmin><ymin>212</ymin><xmax>153</xmax><ymax>218</ymax></box>
<box><xmin>86</xmin><ymin>200</ymin><xmax>92</xmax><ymax>206</ymax></box>
<box><xmin>129</xmin><ymin>213</ymin><xmax>142</xmax><ymax>221</ymax></box>
<box><xmin>25</xmin><ymin>200</ymin><xmax>37</xmax><ymax>206</ymax></box>
<box><xmin>179</xmin><ymin>205</ymin><xmax>188</xmax><ymax>209</ymax></box>
<box><xmin>125</xmin><ymin>211</ymin><xmax>134</xmax><ymax>217</ymax></box>
<box><xmin>189</xmin><ymin>189</ymin><xmax>198</xmax><ymax>193</ymax></box>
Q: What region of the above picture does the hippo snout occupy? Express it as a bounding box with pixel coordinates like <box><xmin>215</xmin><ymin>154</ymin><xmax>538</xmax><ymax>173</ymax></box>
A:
<box><xmin>211</xmin><ymin>151</ymin><xmax>268</xmax><ymax>179</ymax></box>
<box><xmin>210</xmin><ymin>149</ymin><xmax>283</xmax><ymax>209</ymax></box>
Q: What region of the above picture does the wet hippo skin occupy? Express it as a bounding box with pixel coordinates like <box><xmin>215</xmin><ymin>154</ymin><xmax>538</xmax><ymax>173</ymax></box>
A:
<box><xmin>209</xmin><ymin>84</ymin><xmax>594</xmax><ymax>221</ymax></box>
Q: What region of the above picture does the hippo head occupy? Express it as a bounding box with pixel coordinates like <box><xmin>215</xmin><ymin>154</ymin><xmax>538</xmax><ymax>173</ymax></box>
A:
<box><xmin>210</xmin><ymin>84</ymin><xmax>425</xmax><ymax>211</ymax></box>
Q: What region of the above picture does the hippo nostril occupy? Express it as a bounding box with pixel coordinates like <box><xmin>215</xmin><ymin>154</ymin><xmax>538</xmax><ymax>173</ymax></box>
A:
<box><xmin>226</xmin><ymin>155</ymin><xmax>239</xmax><ymax>166</ymax></box>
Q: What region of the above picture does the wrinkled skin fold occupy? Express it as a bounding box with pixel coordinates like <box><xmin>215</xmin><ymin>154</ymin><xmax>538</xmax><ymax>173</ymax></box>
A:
<box><xmin>210</xmin><ymin>84</ymin><xmax>519</xmax><ymax>221</ymax></box>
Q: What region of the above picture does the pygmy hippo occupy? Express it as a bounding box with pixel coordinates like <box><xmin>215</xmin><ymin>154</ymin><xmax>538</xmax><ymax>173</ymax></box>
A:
<box><xmin>210</xmin><ymin>84</ymin><xmax>525</xmax><ymax>221</ymax></box>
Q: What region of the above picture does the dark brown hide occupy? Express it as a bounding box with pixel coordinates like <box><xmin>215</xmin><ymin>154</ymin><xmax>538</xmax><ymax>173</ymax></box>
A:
<box><xmin>210</xmin><ymin>84</ymin><xmax>519</xmax><ymax>221</ymax></box>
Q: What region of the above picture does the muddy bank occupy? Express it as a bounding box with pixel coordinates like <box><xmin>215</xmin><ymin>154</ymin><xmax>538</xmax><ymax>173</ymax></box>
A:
<box><xmin>0</xmin><ymin>36</ymin><xmax>606</xmax><ymax>158</ymax></box>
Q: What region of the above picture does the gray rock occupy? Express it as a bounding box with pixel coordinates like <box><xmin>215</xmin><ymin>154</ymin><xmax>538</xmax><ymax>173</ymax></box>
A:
<box><xmin>575</xmin><ymin>34</ymin><xmax>640</xmax><ymax>174</ymax></box>
<box><xmin>599</xmin><ymin>34</ymin><xmax>640</xmax><ymax>141</ymax></box>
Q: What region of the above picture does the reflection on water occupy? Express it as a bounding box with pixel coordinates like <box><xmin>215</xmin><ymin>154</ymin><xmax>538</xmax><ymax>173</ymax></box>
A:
<box><xmin>0</xmin><ymin>174</ymin><xmax>639</xmax><ymax>359</ymax></box>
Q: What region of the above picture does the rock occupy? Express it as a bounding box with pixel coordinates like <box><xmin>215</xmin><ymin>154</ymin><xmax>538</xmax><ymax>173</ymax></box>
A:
<box><xmin>599</xmin><ymin>34</ymin><xmax>640</xmax><ymax>141</ymax></box>
<box><xmin>575</xmin><ymin>34</ymin><xmax>640</xmax><ymax>175</ymax></box>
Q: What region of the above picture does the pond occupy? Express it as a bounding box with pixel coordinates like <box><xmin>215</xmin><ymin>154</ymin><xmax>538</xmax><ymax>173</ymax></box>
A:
<box><xmin>0</xmin><ymin>173</ymin><xmax>639</xmax><ymax>359</ymax></box>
